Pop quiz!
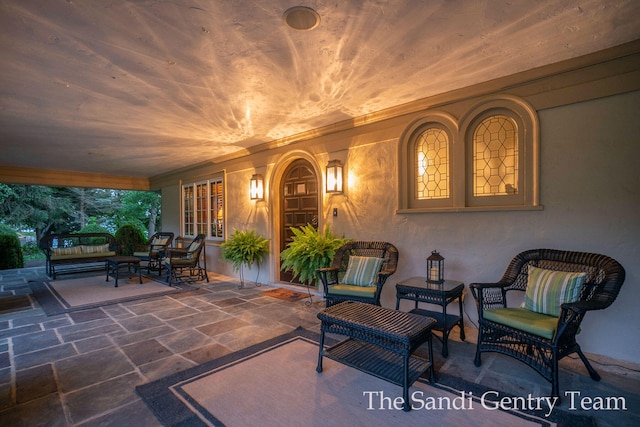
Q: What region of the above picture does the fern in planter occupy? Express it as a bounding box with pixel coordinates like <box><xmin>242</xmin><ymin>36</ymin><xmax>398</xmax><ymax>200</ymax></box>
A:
<box><xmin>280</xmin><ymin>224</ymin><xmax>350</xmax><ymax>286</ymax></box>
<box><xmin>221</xmin><ymin>229</ymin><xmax>270</xmax><ymax>288</ymax></box>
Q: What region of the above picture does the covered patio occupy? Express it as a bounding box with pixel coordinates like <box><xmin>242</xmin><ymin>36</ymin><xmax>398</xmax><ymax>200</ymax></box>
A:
<box><xmin>0</xmin><ymin>266</ymin><xmax>638</xmax><ymax>426</ymax></box>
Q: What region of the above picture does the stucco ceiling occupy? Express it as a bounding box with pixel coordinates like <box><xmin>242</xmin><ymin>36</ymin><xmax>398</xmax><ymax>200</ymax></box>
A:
<box><xmin>1</xmin><ymin>0</ymin><xmax>639</xmax><ymax>182</ymax></box>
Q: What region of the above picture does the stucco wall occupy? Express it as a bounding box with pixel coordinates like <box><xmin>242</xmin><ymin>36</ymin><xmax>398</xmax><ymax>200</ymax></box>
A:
<box><xmin>162</xmin><ymin>90</ymin><xmax>639</xmax><ymax>364</ymax></box>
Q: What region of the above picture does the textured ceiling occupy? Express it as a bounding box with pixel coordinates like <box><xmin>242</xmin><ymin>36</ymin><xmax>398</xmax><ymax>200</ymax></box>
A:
<box><xmin>1</xmin><ymin>0</ymin><xmax>639</xmax><ymax>180</ymax></box>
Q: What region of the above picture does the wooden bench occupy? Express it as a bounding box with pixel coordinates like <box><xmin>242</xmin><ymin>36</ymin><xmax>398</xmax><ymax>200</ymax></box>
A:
<box><xmin>39</xmin><ymin>233</ymin><xmax>118</xmax><ymax>279</ymax></box>
<box><xmin>316</xmin><ymin>301</ymin><xmax>436</xmax><ymax>411</ymax></box>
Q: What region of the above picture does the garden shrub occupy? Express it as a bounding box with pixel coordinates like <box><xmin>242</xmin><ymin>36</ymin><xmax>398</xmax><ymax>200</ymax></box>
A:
<box><xmin>115</xmin><ymin>224</ymin><xmax>147</xmax><ymax>255</ymax></box>
<box><xmin>0</xmin><ymin>225</ymin><xmax>24</xmax><ymax>270</ymax></box>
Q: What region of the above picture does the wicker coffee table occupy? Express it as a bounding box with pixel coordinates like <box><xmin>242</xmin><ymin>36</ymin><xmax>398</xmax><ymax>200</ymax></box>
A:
<box><xmin>316</xmin><ymin>301</ymin><xmax>436</xmax><ymax>411</ymax></box>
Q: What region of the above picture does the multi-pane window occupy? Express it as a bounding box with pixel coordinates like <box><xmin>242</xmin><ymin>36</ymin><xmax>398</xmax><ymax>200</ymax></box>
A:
<box><xmin>183</xmin><ymin>185</ymin><xmax>195</xmax><ymax>236</ymax></box>
<box><xmin>182</xmin><ymin>177</ymin><xmax>224</xmax><ymax>239</ymax></box>
<box><xmin>209</xmin><ymin>180</ymin><xmax>223</xmax><ymax>238</ymax></box>
<box><xmin>416</xmin><ymin>127</ymin><xmax>449</xmax><ymax>200</ymax></box>
<box><xmin>473</xmin><ymin>115</ymin><xmax>518</xmax><ymax>197</ymax></box>
<box><xmin>195</xmin><ymin>183</ymin><xmax>208</xmax><ymax>235</ymax></box>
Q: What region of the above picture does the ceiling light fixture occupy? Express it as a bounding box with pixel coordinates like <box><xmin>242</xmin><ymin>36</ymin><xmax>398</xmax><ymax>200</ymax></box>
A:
<box><xmin>283</xmin><ymin>6</ymin><xmax>320</xmax><ymax>31</ymax></box>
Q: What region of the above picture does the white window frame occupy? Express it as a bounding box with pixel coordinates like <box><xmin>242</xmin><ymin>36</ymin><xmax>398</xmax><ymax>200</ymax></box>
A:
<box><xmin>181</xmin><ymin>175</ymin><xmax>225</xmax><ymax>240</ymax></box>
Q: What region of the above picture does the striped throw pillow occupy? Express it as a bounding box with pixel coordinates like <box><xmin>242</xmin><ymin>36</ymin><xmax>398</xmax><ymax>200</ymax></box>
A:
<box><xmin>523</xmin><ymin>265</ymin><xmax>587</xmax><ymax>317</ymax></box>
<box><xmin>342</xmin><ymin>256</ymin><xmax>384</xmax><ymax>287</ymax></box>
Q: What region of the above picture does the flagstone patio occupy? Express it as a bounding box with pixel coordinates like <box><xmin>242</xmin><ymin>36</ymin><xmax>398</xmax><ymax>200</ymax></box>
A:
<box><xmin>0</xmin><ymin>266</ymin><xmax>638</xmax><ymax>426</ymax></box>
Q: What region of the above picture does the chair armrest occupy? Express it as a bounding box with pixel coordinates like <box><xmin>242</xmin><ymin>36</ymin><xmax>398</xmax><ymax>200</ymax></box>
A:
<box><xmin>470</xmin><ymin>281</ymin><xmax>512</xmax><ymax>315</ymax></box>
<box><xmin>166</xmin><ymin>248</ymin><xmax>189</xmax><ymax>259</ymax></box>
<box><xmin>316</xmin><ymin>267</ymin><xmax>339</xmax><ymax>294</ymax></box>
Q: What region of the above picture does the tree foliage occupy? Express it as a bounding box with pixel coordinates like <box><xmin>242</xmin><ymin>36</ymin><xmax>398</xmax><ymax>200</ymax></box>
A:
<box><xmin>0</xmin><ymin>184</ymin><xmax>162</xmax><ymax>242</ymax></box>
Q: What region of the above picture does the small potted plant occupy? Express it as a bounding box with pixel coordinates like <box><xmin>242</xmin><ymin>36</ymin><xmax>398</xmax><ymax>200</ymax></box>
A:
<box><xmin>280</xmin><ymin>224</ymin><xmax>350</xmax><ymax>286</ymax></box>
<box><xmin>221</xmin><ymin>229</ymin><xmax>270</xmax><ymax>288</ymax></box>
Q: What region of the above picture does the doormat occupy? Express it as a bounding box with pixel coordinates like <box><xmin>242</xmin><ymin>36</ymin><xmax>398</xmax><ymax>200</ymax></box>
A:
<box><xmin>261</xmin><ymin>287</ymin><xmax>309</xmax><ymax>302</ymax></box>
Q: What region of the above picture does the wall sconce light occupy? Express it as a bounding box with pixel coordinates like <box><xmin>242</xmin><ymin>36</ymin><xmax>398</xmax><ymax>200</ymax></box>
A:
<box><xmin>250</xmin><ymin>174</ymin><xmax>264</xmax><ymax>200</ymax></box>
<box><xmin>426</xmin><ymin>250</ymin><xmax>445</xmax><ymax>284</ymax></box>
<box><xmin>326</xmin><ymin>159</ymin><xmax>343</xmax><ymax>193</ymax></box>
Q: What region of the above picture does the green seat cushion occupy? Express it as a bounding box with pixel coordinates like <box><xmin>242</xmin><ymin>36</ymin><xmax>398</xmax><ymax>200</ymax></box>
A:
<box><xmin>341</xmin><ymin>256</ymin><xmax>384</xmax><ymax>287</ymax></box>
<box><xmin>327</xmin><ymin>284</ymin><xmax>377</xmax><ymax>298</ymax></box>
<box><xmin>484</xmin><ymin>307</ymin><xmax>558</xmax><ymax>339</ymax></box>
<box><xmin>523</xmin><ymin>266</ymin><xmax>587</xmax><ymax>317</ymax></box>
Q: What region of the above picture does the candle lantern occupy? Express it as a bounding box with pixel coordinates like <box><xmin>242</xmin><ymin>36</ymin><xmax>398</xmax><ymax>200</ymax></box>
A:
<box><xmin>426</xmin><ymin>250</ymin><xmax>444</xmax><ymax>284</ymax></box>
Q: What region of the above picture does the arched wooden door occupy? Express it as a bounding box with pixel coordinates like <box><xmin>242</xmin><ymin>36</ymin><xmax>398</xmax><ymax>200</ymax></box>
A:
<box><xmin>280</xmin><ymin>159</ymin><xmax>319</xmax><ymax>284</ymax></box>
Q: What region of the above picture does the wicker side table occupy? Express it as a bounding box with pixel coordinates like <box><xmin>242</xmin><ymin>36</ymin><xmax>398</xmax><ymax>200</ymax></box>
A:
<box><xmin>316</xmin><ymin>300</ymin><xmax>436</xmax><ymax>411</ymax></box>
<box><xmin>395</xmin><ymin>277</ymin><xmax>465</xmax><ymax>358</ymax></box>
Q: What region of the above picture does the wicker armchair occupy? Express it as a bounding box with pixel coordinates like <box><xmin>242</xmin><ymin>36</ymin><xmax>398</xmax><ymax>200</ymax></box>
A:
<box><xmin>164</xmin><ymin>234</ymin><xmax>209</xmax><ymax>286</ymax></box>
<box><xmin>317</xmin><ymin>241</ymin><xmax>399</xmax><ymax>307</ymax></box>
<box><xmin>470</xmin><ymin>249</ymin><xmax>625</xmax><ymax>397</ymax></box>
<box><xmin>132</xmin><ymin>232</ymin><xmax>174</xmax><ymax>275</ymax></box>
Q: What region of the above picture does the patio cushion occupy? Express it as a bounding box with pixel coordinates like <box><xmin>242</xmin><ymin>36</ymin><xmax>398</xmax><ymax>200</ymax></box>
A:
<box><xmin>327</xmin><ymin>284</ymin><xmax>377</xmax><ymax>298</ymax></box>
<box><xmin>52</xmin><ymin>246</ymin><xmax>82</xmax><ymax>256</ymax></box>
<box><xmin>484</xmin><ymin>307</ymin><xmax>558</xmax><ymax>339</ymax></box>
<box><xmin>523</xmin><ymin>266</ymin><xmax>587</xmax><ymax>317</ymax></box>
<box><xmin>341</xmin><ymin>256</ymin><xmax>383</xmax><ymax>287</ymax></box>
<box><xmin>80</xmin><ymin>244</ymin><xmax>110</xmax><ymax>254</ymax></box>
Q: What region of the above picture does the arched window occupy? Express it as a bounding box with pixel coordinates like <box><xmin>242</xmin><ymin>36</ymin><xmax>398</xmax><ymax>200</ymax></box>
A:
<box><xmin>416</xmin><ymin>126</ymin><xmax>450</xmax><ymax>200</ymax></box>
<box><xmin>398</xmin><ymin>113</ymin><xmax>457</xmax><ymax>210</ymax></box>
<box><xmin>472</xmin><ymin>114</ymin><xmax>520</xmax><ymax>203</ymax></box>
<box><xmin>398</xmin><ymin>96</ymin><xmax>539</xmax><ymax>213</ymax></box>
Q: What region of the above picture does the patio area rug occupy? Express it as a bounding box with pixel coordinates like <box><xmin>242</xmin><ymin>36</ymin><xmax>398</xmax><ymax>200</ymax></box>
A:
<box><xmin>261</xmin><ymin>287</ymin><xmax>309</xmax><ymax>302</ymax></box>
<box><xmin>30</xmin><ymin>273</ymin><xmax>192</xmax><ymax>316</ymax></box>
<box><xmin>136</xmin><ymin>327</ymin><xmax>593</xmax><ymax>427</ymax></box>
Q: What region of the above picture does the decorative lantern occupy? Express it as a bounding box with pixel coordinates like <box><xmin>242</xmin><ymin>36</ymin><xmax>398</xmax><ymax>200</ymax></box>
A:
<box><xmin>250</xmin><ymin>174</ymin><xmax>264</xmax><ymax>200</ymax></box>
<box><xmin>426</xmin><ymin>250</ymin><xmax>444</xmax><ymax>284</ymax></box>
<box><xmin>325</xmin><ymin>159</ymin><xmax>343</xmax><ymax>193</ymax></box>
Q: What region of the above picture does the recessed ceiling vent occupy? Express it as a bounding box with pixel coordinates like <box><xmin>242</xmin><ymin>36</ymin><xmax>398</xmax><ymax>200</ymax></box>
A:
<box><xmin>283</xmin><ymin>6</ymin><xmax>320</xmax><ymax>31</ymax></box>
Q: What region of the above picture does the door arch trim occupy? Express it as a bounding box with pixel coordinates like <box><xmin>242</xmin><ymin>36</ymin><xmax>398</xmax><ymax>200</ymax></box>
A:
<box><xmin>268</xmin><ymin>150</ymin><xmax>323</xmax><ymax>283</ymax></box>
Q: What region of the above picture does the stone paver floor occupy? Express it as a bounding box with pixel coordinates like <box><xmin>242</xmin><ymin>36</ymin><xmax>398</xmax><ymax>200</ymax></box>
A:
<box><xmin>0</xmin><ymin>267</ymin><xmax>638</xmax><ymax>426</ymax></box>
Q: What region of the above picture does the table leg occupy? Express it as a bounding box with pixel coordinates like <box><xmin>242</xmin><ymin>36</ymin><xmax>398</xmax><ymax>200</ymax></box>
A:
<box><xmin>428</xmin><ymin>332</ymin><xmax>436</xmax><ymax>382</ymax></box>
<box><xmin>316</xmin><ymin>328</ymin><xmax>325</xmax><ymax>373</ymax></box>
<box><xmin>114</xmin><ymin>262</ymin><xmax>119</xmax><ymax>287</ymax></box>
<box><xmin>137</xmin><ymin>263</ymin><xmax>142</xmax><ymax>284</ymax></box>
<box><xmin>402</xmin><ymin>353</ymin><xmax>410</xmax><ymax>411</ymax></box>
<box><xmin>458</xmin><ymin>295</ymin><xmax>466</xmax><ymax>341</ymax></box>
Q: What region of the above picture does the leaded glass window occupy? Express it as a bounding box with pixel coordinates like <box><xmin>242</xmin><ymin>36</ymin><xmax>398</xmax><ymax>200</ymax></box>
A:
<box><xmin>473</xmin><ymin>115</ymin><xmax>518</xmax><ymax>197</ymax></box>
<box><xmin>416</xmin><ymin>127</ymin><xmax>449</xmax><ymax>200</ymax></box>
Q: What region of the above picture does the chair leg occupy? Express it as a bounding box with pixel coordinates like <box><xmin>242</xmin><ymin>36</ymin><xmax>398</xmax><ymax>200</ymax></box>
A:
<box><xmin>474</xmin><ymin>326</ymin><xmax>483</xmax><ymax>366</ymax></box>
<box><xmin>576</xmin><ymin>347</ymin><xmax>601</xmax><ymax>381</ymax></box>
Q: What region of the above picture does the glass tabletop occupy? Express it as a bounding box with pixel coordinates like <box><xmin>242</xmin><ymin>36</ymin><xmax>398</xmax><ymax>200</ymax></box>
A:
<box><xmin>396</xmin><ymin>277</ymin><xmax>463</xmax><ymax>292</ymax></box>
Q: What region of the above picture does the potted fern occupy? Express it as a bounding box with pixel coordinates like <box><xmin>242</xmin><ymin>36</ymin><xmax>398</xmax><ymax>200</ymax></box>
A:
<box><xmin>221</xmin><ymin>229</ymin><xmax>270</xmax><ymax>288</ymax></box>
<box><xmin>280</xmin><ymin>224</ymin><xmax>350</xmax><ymax>286</ymax></box>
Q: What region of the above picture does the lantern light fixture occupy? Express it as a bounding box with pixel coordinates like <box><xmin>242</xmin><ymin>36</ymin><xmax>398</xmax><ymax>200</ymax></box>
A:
<box><xmin>426</xmin><ymin>250</ymin><xmax>445</xmax><ymax>284</ymax></box>
<box><xmin>250</xmin><ymin>174</ymin><xmax>264</xmax><ymax>200</ymax></box>
<box><xmin>325</xmin><ymin>159</ymin><xmax>343</xmax><ymax>193</ymax></box>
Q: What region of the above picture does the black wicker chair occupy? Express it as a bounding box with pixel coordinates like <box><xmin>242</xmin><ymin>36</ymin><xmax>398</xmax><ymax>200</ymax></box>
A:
<box><xmin>165</xmin><ymin>234</ymin><xmax>209</xmax><ymax>286</ymax></box>
<box><xmin>317</xmin><ymin>241</ymin><xmax>399</xmax><ymax>307</ymax></box>
<box><xmin>132</xmin><ymin>232</ymin><xmax>174</xmax><ymax>275</ymax></box>
<box><xmin>470</xmin><ymin>249</ymin><xmax>625</xmax><ymax>397</ymax></box>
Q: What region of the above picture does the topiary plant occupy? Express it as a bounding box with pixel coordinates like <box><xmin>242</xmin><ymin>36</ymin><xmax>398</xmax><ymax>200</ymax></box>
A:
<box><xmin>279</xmin><ymin>224</ymin><xmax>350</xmax><ymax>286</ymax></box>
<box><xmin>0</xmin><ymin>225</ymin><xmax>24</xmax><ymax>270</ymax></box>
<box><xmin>115</xmin><ymin>224</ymin><xmax>147</xmax><ymax>255</ymax></box>
<box><xmin>221</xmin><ymin>229</ymin><xmax>270</xmax><ymax>288</ymax></box>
